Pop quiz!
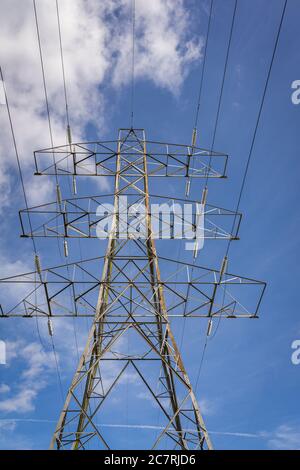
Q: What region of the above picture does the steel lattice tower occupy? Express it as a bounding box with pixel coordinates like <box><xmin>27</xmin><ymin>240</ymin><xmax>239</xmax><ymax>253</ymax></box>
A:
<box><xmin>0</xmin><ymin>128</ymin><xmax>266</xmax><ymax>450</ymax></box>
<box><xmin>50</xmin><ymin>128</ymin><xmax>213</xmax><ymax>450</ymax></box>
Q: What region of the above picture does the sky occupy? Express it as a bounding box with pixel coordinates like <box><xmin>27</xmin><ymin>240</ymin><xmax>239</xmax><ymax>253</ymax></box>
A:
<box><xmin>0</xmin><ymin>0</ymin><xmax>300</xmax><ymax>450</ymax></box>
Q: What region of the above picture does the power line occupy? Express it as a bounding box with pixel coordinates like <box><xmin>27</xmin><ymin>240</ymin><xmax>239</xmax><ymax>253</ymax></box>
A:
<box><xmin>0</xmin><ymin>66</ymin><xmax>38</xmax><ymax>255</ymax></box>
<box><xmin>194</xmin><ymin>336</ymin><xmax>208</xmax><ymax>391</ymax></box>
<box><xmin>210</xmin><ymin>0</ymin><xmax>237</xmax><ymax>153</ymax></box>
<box><xmin>33</xmin><ymin>0</ymin><xmax>59</xmax><ymax>186</ymax></box>
<box><xmin>193</xmin><ymin>0</ymin><xmax>214</xmax><ymax>131</ymax></box>
<box><xmin>189</xmin><ymin>0</ymin><xmax>237</xmax><ymax>195</ymax></box>
<box><xmin>33</xmin><ymin>0</ymin><xmax>71</xmax><ymax>404</ymax></box>
<box><xmin>33</xmin><ymin>0</ymin><xmax>65</xmax><ymax>265</ymax></box>
<box><xmin>178</xmin><ymin>1</ymin><xmax>215</xmax><ymax>350</ymax></box>
<box><xmin>50</xmin><ymin>334</ymin><xmax>65</xmax><ymax>403</ymax></box>
<box><xmin>193</xmin><ymin>0</ymin><xmax>288</xmax><ymax>391</ymax></box>
<box><xmin>225</xmin><ymin>0</ymin><xmax>288</xmax><ymax>258</ymax></box>
<box><xmin>55</xmin><ymin>0</ymin><xmax>70</xmax><ymax>129</ymax></box>
<box><xmin>183</xmin><ymin>0</ymin><xmax>237</xmax><ymax>355</ymax></box>
<box><xmin>54</xmin><ymin>0</ymin><xmax>86</xmax><ymax>392</ymax></box>
<box><xmin>205</xmin><ymin>0</ymin><xmax>238</xmax><ymax>187</ymax></box>
<box><xmin>188</xmin><ymin>0</ymin><xmax>214</xmax><ymax>196</ymax></box>
<box><xmin>54</xmin><ymin>0</ymin><xmax>84</xmax><ymax>366</ymax></box>
<box><xmin>1</xmin><ymin>63</ymin><xmax>54</xmax><ymax>364</ymax></box>
<box><xmin>0</xmin><ymin>64</ymin><xmax>64</xmax><ymax>403</ymax></box>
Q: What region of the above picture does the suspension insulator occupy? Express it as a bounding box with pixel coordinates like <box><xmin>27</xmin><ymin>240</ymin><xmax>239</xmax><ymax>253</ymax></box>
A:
<box><xmin>56</xmin><ymin>184</ymin><xmax>62</xmax><ymax>205</ymax></box>
<box><xmin>207</xmin><ymin>319</ymin><xmax>213</xmax><ymax>337</ymax></box>
<box><xmin>185</xmin><ymin>179</ymin><xmax>191</xmax><ymax>197</ymax></box>
<box><xmin>67</xmin><ymin>125</ymin><xmax>72</xmax><ymax>146</ymax></box>
<box><xmin>72</xmin><ymin>175</ymin><xmax>77</xmax><ymax>195</ymax></box>
<box><xmin>220</xmin><ymin>256</ymin><xmax>228</xmax><ymax>277</ymax></box>
<box><xmin>193</xmin><ymin>241</ymin><xmax>199</xmax><ymax>259</ymax></box>
<box><xmin>201</xmin><ymin>186</ymin><xmax>208</xmax><ymax>206</ymax></box>
<box><xmin>35</xmin><ymin>254</ymin><xmax>42</xmax><ymax>275</ymax></box>
<box><xmin>63</xmin><ymin>239</ymin><xmax>69</xmax><ymax>258</ymax></box>
<box><xmin>47</xmin><ymin>318</ymin><xmax>54</xmax><ymax>337</ymax></box>
<box><xmin>191</xmin><ymin>128</ymin><xmax>197</xmax><ymax>147</ymax></box>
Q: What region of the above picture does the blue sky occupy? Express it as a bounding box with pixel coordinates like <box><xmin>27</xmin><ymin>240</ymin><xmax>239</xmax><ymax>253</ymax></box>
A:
<box><xmin>0</xmin><ymin>0</ymin><xmax>300</xmax><ymax>450</ymax></box>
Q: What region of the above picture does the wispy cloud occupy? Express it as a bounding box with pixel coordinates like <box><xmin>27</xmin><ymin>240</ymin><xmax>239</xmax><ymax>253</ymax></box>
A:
<box><xmin>264</xmin><ymin>424</ymin><xmax>300</xmax><ymax>450</ymax></box>
<box><xmin>199</xmin><ymin>397</ymin><xmax>217</xmax><ymax>416</ymax></box>
<box><xmin>0</xmin><ymin>339</ymin><xmax>55</xmax><ymax>414</ymax></box>
<box><xmin>0</xmin><ymin>384</ymin><xmax>10</xmax><ymax>394</ymax></box>
<box><xmin>0</xmin><ymin>418</ymin><xmax>259</xmax><ymax>435</ymax></box>
<box><xmin>1</xmin><ymin>418</ymin><xmax>299</xmax><ymax>449</ymax></box>
<box><xmin>111</xmin><ymin>0</ymin><xmax>203</xmax><ymax>93</ymax></box>
<box><xmin>0</xmin><ymin>419</ymin><xmax>32</xmax><ymax>449</ymax></box>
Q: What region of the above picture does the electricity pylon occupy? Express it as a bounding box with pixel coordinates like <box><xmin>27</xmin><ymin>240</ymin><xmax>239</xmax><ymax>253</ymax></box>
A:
<box><xmin>0</xmin><ymin>128</ymin><xmax>265</xmax><ymax>450</ymax></box>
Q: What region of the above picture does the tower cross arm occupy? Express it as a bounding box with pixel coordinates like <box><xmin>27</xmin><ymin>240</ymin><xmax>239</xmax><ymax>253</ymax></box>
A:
<box><xmin>33</xmin><ymin>136</ymin><xmax>228</xmax><ymax>179</ymax></box>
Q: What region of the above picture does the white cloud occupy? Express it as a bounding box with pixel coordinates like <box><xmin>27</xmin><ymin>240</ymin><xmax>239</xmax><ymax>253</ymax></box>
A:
<box><xmin>136</xmin><ymin>391</ymin><xmax>154</xmax><ymax>403</ymax></box>
<box><xmin>0</xmin><ymin>420</ymin><xmax>16</xmax><ymax>432</ymax></box>
<box><xmin>0</xmin><ymin>419</ymin><xmax>33</xmax><ymax>449</ymax></box>
<box><xmin>0</xmin><ymin>389</ymin><xmax>38</xmax><ymax>414</ymax></box>
<box><xmin>26</xmin><ymin>176</ymin><xmax>55</xmax><ymax>206</ymax></box>
<box><xmin>0</xmin><ymin>339</ymin><xmax>55</xmax><ymax>414</ymax></box>
<box><xmin>0</xmin><ymin>251</ymin><xmax>33</xmax><ymax>301</ymax></box>
<box><xmin>20</xmin><ymin>342</ymin><xmax>54</xmax><ymax>379</ymax></box>
<box><xmin>0</xmin><ymin>384</ymin><xmax>10</xmax><ymax>394</ymax></box>
<box><xmin>0</xmin><ymin>165</ymin><xmax>11</xmax><ymax>209</ymax></box>
<box><xmin>266</xmin><ymin>424</ymin><xmax>300</xmax><ymax>450</ymax></box>
<box><xmin>111</xmin><ymin>0</ymin><xmax>203</xmax><ymax>93</ymax></box>
<box><xmin>0</xmin><ymin>253</ymin><xmax>31</xmax><ymax>278</ymax></box>
<box><xmin>199</xmin><ymin>397</ymin><xmax>217</xmax><ymax>416</ymax></box>
<box><xmin>0</xmin><ymin>0</ymin><xmax>203</xmax><ymax>207</ymax></box>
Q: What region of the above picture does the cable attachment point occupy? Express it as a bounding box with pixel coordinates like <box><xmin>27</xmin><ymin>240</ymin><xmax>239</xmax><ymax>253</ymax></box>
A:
<box><xmin>56</xmin><ymin>184</ymin><xmax>62</xmax><ymax>206</ymax></box>
<box><xmin>72</xmin><ymin>175</ymin><xmax>77</xmax><ymax>195</ymax></box>
<box><xmin>63</xmin><ymin>239</ymin><xmax>69</xmax><ymax>258</ymax></box>
<box><xmin>185</xmin><ymin>179</ymin><xmax>191</xmax><ymax>197</ymax></box>
<box><xmin>193</xmin><ymin>240</ymin><xmax>199</xmax><ymax>259</ymax></box>
<box><xmin>191</xmin><ymin>128</ymin><xmax>197</xmax><ymax>148</ymax></box>
<box><xmin>67</xmin><ymin>125</ymin><xmax>72</xmax><ymax>147</ymax></box>
<box><xmin>201</xmin><ymin>186</ymin><xmax>208</xmax><ymax>206</ymax></box>
<box><xmin>47</xmin><ymin>318</ymin><xmax>54</xmax><ymax>337</ymax></box>
<box><xmin>206</xmin><ymin>318</ymin><xmax>213</xmax><ymax>337</ymax></box>
<box><xmin>35</xmin><ymin>254</ymin><xmax>42</xmax><ymax>275</ymax></box>
<box><xmin>220</xmin><ymin>255</ymin><xmax>228</xmax><ymax>278</ymax></box>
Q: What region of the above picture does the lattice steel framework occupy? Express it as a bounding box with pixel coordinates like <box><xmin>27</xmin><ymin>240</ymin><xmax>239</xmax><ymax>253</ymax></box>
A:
<box><xmin>0</xmin><ymin>128</ymin><xmax>265</xmax><ymax>450</ymax></box>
